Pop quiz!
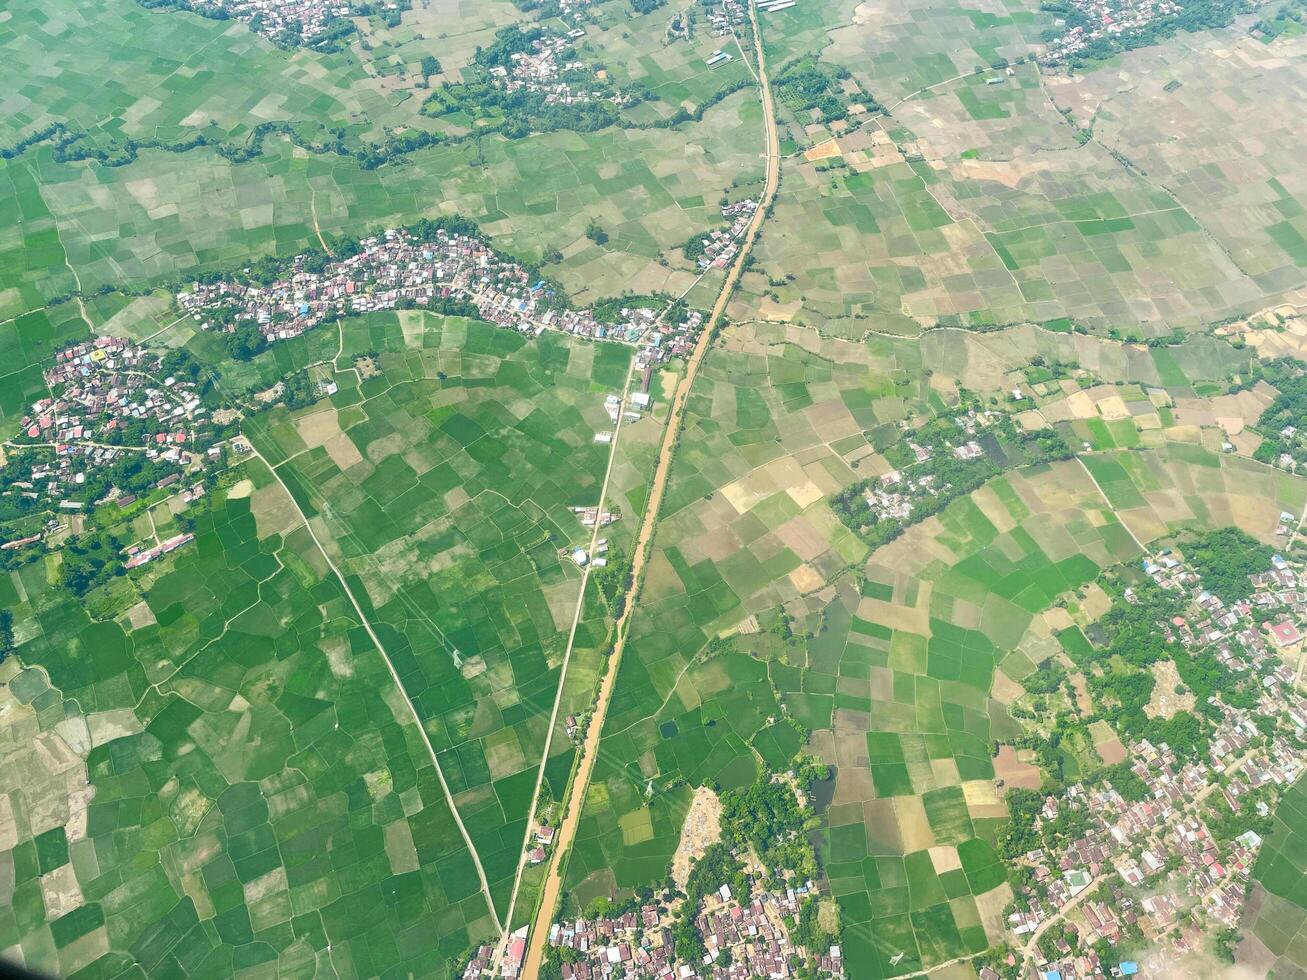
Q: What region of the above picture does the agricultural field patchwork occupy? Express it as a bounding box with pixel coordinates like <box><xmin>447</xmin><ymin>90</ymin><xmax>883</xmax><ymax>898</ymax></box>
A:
<box><xmin>735</xmin><ymin>117</ymin><xmax>1273</xmax><ymax>335</ymax></box>
<box><xmin>560</xmin><ymin>322</ymin><xmax>1195</xmax><ymax>976</ymax></box>
<box><xmin>4</xmin><ymin>0</ymin><xmax>1307</xmax><ymax>977</ymax></box>
<box><xmin>1243</xmin><ymin>776</ymin><xmax>1307</xmax><ymax>975</ymax></box>
<box><xmin>0</xmin><ymin>470</ymin><xmax>499</xmax><ymax>975</ymax></box>
<box><xmin>241</xmin><ymin>313</ymin><xmax>660</xmax><ymax>919</ymax></box>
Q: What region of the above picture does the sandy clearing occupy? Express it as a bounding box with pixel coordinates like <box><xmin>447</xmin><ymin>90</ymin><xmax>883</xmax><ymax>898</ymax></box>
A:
<box><xmin>672</xmin><ymin>787</ymin><xmax>723</xmax><ymax>889</ymax></box>
<box><xmin>1146</xmin><ymin>659</ymin><xmax>1195</xmax><ymax>719</ymax></box>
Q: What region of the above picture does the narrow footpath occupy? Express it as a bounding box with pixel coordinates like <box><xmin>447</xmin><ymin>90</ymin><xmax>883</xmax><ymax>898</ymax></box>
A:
<box><xmin>516</xmin><ymin>2</ymin><xmax>781</xmax><ymax>975</ymax></box>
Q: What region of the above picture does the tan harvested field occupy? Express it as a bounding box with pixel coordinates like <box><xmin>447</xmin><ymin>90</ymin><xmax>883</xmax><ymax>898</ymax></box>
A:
<box><xmin>1090</xmin><ymin>720</ymin><xmax>1128</xmax><ymax>765</ymax></box>
<box><xmin>929</xmin><ymin>845</ymin><xmax>963</xmax><ymax>874</ymax></box>
<box><xmin>893</xmin><ymin>796</ymin><xmax>935</xmax><ymax>851</ymax></box>
<box><xmin>804</xmin><ymin>138</ymin><xmax>842</xmax><ymax>161</ymax></box>
<box><xmin>1053</xmin><ymin>26</ymin><xmax>1307</xmax><ymax>293</ymax></box>
<box><xmin>962</xmin><ymin>782</ymin><xmax>1007</xmax><ymax>820</ymax></box>
<box><xmin>0</xmin><ymin>662</ymin><xmax>95</xmax><ymax>853</ymax></box>
<box><xmin>989</xmin><ymin>669</ymin><xmax>1025</xmax><ymax>705</ymax></box>
<box><xmin>994</xmin><ymin>745</ymin><xmax>1043</xmax><ymax>791</ymax></box>
<box><xmin>974</xmin><ymin>882</ymin><xmax>1016</xmax><ymax>941</ymax></box>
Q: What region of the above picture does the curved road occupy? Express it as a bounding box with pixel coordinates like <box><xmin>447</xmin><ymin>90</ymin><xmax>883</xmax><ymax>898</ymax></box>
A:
<box><xmin>517</xmin><ymin>4</ymin><xmax>781</xmax><ymax>976</ymax></box>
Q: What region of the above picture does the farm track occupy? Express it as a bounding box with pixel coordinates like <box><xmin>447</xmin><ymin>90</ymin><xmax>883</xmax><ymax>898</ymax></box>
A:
<box><xmin>516</xmin><ymin>2</ymin><xmax>782</xmax><ymax>976</ymax></box>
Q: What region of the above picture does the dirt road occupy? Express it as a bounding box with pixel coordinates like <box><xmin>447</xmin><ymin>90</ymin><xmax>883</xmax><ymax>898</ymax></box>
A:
<box><xmin>517</xmin><ymin>5</ymin><xmax>780</xmax><ymax>976</ymax></box>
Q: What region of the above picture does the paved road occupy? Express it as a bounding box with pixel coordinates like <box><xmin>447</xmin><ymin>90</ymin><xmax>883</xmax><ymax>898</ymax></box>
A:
<box><xmin>516</xmin><ymin>5</ymin><xmax>782</xmax><ymax>976</ymax></box>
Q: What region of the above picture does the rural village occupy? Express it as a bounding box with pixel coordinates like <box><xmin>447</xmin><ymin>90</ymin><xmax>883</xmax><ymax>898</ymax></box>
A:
<box><xmin>3</xmin><ymin>0</ymin><xmax>1307</xmax><ymax>978</ymax></box>
<box><xmin>860</xmin><ymin>409</ymin><xmax>1001</xmax><ymax>526</ymax></box>
<box><xmin>1041</xmin><ymin>0</ymin><xmax>1185</xmax><ymax>64</ymax></box>
<box><xmin>4</xmin><ymin>338</ymin><xmax>222</xmax><ymax>509</ymax></box>
<box><xmin>996</xmin><ymin>546</ymin><xmax>1307</xmax><ymax>980</ymax></box>
<box><xmin>463</xmin><ymin>874</ymin><xmax>843</xmax><ymax>979</ymax></box>
<box><xmin>482</xmin><ymin>29</ymin><xmax>633</xmax><ymax>110</ymax></box>
<box><xmin>176</xmin><ymin>227</ymin><xmax>707</xmax><ymax>368</ymax></box>
<box><xmin>165</xmin><ymin>0</ymin><xmax>379</xmax><ymax>45</ymax></box>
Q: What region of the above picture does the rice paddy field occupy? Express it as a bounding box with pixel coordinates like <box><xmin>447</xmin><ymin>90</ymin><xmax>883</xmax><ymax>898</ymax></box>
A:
<box><xmin>734</xmin><ymin>126</ymin><xmax>1272</xmax><ymax>335</ymax></box>
<box><xmin>823</xmin><ymin>0</ymin><xmax>1049</xmax><ymax>107</ymax></box>
<box><xmin>734</xmin><ymin>0</ymin><xmax>1307</xmax><ymax>336</ymax></box>
<box><xmin>560</xmin><ymin>315</ymin><xmax>1307</xmax><ymax>978</ymax></box>
<box><xmin>6</xmin><ymin>0</ymin><xmax>1307</xmax><ymax>974</ymax></box>
<box><xmin>1242</xmin><ymin>776</ymin><xmax>1307</xmax><ymax>975</ymax></box>
<box><xmin>0</xmin><ymin>0</ymin><xmax>410</xmax><ymax>152</ymax></box>
<box><xmin>0</xmin><ymin>0</ymin><xmax>770</xmax><ymax>318</ymax></box>
<box><xmin>16</xmin><ymin>87</ymin><xmax>763</xmax><ymax>312</ymax></box>
<box><xmin>553</xmin><ymin>4</ymin><xmax>756</xmax><ymax>117</ymax></box>
<box><xmin>0</xmin><ymin>309</ymin><xmax>671</xmax><ymax>972</ymax></box>
<box><xmin>1053</xmin><ymin>26</ymin><xmax>1307</xmax><ymax>292</ymax></box>
<box><xmin>0</xmin><ymin>469</ymin><xmax>500</xmax><ymax>976</ymax></box>
<box><xmin>239</xmin><ymin>312</ymin><xmax>666</xmax><ymax>923</ymax></box>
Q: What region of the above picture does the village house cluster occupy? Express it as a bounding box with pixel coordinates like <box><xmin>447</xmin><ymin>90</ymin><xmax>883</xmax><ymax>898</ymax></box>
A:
<box><xmin>864</xmin><ymin>468</ymin><xmax>940</xmax><ymax>523</ymax></box>
<box><xmin>1002</xmin><ymin>548</ymin><xmax>1307</xmax><ymax>979</ymax></box>
<box><xmin>177</xmin><ymin>229</ymin><xmax>704</xmax><ymax>369</ymax></box>
<box><xmin>488</xmin><ymin>30</ymin><xmax>632</xmax><ymax>109</ymax></box>
<box><xmin>691</xmin><ymin>199</ymin><xmax>758</xmax><ymax>270</ymax></box>
<box><xmin>463</xmin><ymin>878</ymin><xmax>841</xmax><ymax>980</ymax></box>
<box><xmin>1273</xmin><ymin>425</ymin><xmax>1306</xmax><ymax>473</ymax></box>
<box><xmin>1041</xmin><ymin>0</ymin><xmax>1182</xmax><ymax>63</ymax></box>
<box><xmin>706</xmin><ymin>0</ymin><xmax>747</xmax><ymax>37</ymax></box>
<box><xmin>555</xmin><ymin>0</ymin><xmax>598</xmax><ymax>24</ymax></box>
<box><xmin>862</xmin><ymin>410</ymin><xmax>996</xmax><ymax>524</ymax></box>
<box><xmin>694</xmin><ymin>881</ymin><xmax>842</xmax><ymax>979</ymax></box>
<box><xmin>176</xmin><ymin>0</ymin><xmax>372</xmax><ymax>45</ymax></box>
<box><xmin>4</xmin><ymin>338</ymin><xmax>217</xmax><ymax>508</ymax></box>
